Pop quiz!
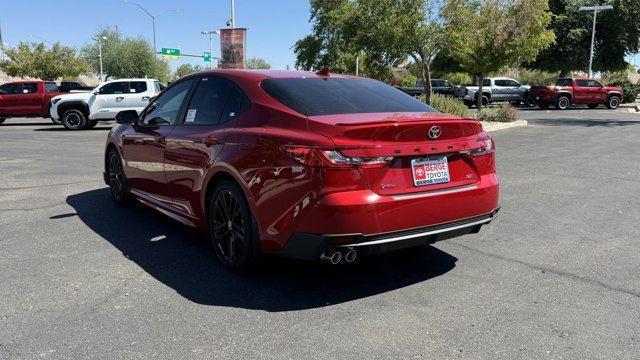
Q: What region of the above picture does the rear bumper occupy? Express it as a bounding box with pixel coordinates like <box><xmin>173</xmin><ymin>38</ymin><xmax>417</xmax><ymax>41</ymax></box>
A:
<box><xmin>280</xmin><ymin>207</ymin><xmax>500</xmax><ymax>260</ymax></box>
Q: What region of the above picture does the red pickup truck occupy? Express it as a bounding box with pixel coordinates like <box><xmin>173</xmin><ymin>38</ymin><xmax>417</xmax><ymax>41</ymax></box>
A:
<box><xmin>530</xmin><ymin>78</ymin><xmax>623</xmax><ymax>110</ymax></box>
<box><xmin>0</xmin><ymin>80</ymin><xmax>61</xmax><ymax>125</ymax></box>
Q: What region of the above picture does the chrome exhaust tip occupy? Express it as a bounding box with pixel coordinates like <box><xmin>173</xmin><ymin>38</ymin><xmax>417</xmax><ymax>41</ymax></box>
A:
<box><xmin>345</xmin><ymin>249</ymin><xmax>357</xmax><ymax>263</ymax></box>
<box><xmin>320</xmin><ymin>250</ymin><xmax>343</xmax><ymax>265</ymax></box>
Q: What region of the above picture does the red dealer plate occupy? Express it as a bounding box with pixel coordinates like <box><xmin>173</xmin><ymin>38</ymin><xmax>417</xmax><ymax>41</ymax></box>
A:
<box><xmin>411</xmin><ymin>156</ymin><xmax>450</xmax><ymax>187</ymax></box>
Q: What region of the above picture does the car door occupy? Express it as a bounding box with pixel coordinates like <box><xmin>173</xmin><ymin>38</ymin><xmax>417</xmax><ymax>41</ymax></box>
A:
<box><xmin>0</xmin><ymin>83</ymin><xmax>23</xmax><ymax>115</ymax></box>
<box><xmin>14</xmin><ymin>82</ymin><xmax>42</xmax><ymax>114</ymax></box>
<box><xmin>574</xmin><ymin>80</ymin><xmax>590</xmax><ymax>103</ymax></box>
<box><xmin>126</xmin><ymin>81</ymin><xmax>155</xmax><ymax>114</ymax></box>
<box><xmin>91</xmin><ymin>81</ymin><xmax>129</xmax><ymax>119</ymax></box>
<box><xmin>504</xmin><ymin>79</ymin><xmax>524</xmax><ymax>101</ymax></box>
<box><xmin>492</xmin><ymin>80</ymin><xmax>510</xmax><ymax>101</ymax></box>
<box><xmin>164</xmin><ymin>76</ymin><xmax>248</xmax><ymax>217</ymax></box>
<box><xmin>588</xmin><ymin>80</ymin><xmax>605</xmax><ymax>103</ymax></box>
<box><xmin>121</xmin><ymin>78</ymin><xmax>197</xmax><ymax>207</ymax></box>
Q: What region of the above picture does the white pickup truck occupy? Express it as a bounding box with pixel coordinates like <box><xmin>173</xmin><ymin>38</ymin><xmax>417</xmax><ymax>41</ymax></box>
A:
<box><xmin>454</xmin><ymin>77</ymin><xmax>532</xmax><ymax>108</ymax></box>
<box><xmin>50</xmin><ymin>78</ymin><xmax>164</xmax><ymax>130</ymax></box>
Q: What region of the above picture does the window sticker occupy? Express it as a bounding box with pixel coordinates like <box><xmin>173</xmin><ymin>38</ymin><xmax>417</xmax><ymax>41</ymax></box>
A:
<box><xmin>185</xmin><ymin>109</ymin><xmax>197</xmax><ymax>123</ymax></box>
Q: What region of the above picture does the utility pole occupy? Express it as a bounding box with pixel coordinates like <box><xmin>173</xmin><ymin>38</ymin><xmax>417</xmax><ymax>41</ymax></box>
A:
<box><xmin>123</xmin><ymin>1</ymin><xmax>179</xmax><ymax>59</ymax></box>
<box><xmin>201</xmin><ymin>31</ymin><xmax>220</xmax><ymax>70</ymax></box>
<box><xmin>579</xmin><ymin>4</ymin><xmax>613</xmax><ymax>78</ymax></box>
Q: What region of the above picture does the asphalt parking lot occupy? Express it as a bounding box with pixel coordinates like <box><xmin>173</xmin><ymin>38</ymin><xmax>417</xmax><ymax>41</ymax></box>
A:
<box><xmin>1</xmin><ymin>109</ymin><xmax>640</xmax><ymax>359</ymax></box>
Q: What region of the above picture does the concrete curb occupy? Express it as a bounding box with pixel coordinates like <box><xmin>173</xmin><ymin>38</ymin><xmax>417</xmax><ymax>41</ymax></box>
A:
<box><xmin>480</xmin><ymin>119</ymin><xmax>528</xmax><ymax>132</ymax></box>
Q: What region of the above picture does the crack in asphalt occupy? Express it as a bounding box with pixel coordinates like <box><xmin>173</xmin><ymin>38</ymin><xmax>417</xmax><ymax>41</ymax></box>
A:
<box><xmin>0</xmin><ymin>201</ymin><xmax>66</xmax><ymax>212</ymax></box>
<box><xmin>450</xmin><ymin>242</ymin><xmax>640</xmax><ymax>300</ymax></box>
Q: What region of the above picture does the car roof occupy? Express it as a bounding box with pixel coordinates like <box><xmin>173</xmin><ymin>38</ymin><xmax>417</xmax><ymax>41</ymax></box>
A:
<box><xmin>187</xmin><ymin>69</ymin><xmax>354</xmax><ymax>81</ymax></box>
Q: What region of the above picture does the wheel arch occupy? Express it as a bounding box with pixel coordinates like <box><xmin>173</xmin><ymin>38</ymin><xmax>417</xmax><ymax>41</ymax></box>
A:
<box><xmin>556</xmin><ymin>91</ymin><xmax>572</xmax><ymax>101</ymax></box>
<box><xmin>57</xmin><ymin>101</ymin><xmax>90</xmax><ymax>119</ymax></box>
<box><xmin>201</xmin><ymin>165</ymin><xmax>258</xmax><ymax>232</ymax></box>
<box><xmin>607</xmin><ymin>91</ymin><xmax>622</xmax><ymax>100</ymax></box>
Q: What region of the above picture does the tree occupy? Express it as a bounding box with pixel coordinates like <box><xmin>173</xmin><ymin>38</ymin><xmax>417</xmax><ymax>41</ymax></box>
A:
<box><xmin>443</xmin><ymin>0</ymin><xmax>555</xmax><ymax>108</ymax></box>
<box><xmin>531</xmin><ymin>0</ymin><xmax>640</xmax><ymax>75</ymax></box>
<box><xmin>246</xmin><ymin>57</ymin><xmax>271</xmax><ymax>69</ymax></box>
<box><xmin>174</xmin><ymin>64</ymin><xmax>204</xmax><ymax>80</ymax></box>
<box><xmin>81</xmin><ymin>27</ymin><xmax>170</xmax><ymax>82</ymax></box>
<box><xmin>0</xmin><ymin>42</ymin><xmax>88</xmax><ymax>80</ymax></box>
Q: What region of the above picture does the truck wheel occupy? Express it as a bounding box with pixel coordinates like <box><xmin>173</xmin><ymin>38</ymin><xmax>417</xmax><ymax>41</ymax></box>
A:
<box><xmin>62</xmin><ymin>109</ymin><xmax>87</xmax><ymax>130</ymax></box>
<box><xmin>587</xmin><ymin>103</ymin><xmax>598</xmax><ymax>109</ymax></box>
<box><xmin>606</xmin><ymin>96</ymin><xmax>620</xmax><ymax>110</ymax></box>
<box><xmin>481</xmin><ymin>96</ymin><xmax>489</xmax><ymax>108</ymax></box>
<box><xmin>556</xmin><ymin>96</ymin><xmax>570</xmax><ymax>110</ymax></box>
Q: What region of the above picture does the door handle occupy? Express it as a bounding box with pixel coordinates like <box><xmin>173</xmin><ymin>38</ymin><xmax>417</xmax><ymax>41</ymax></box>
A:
<box><xmin>116</xmin><ymin>97</ymin><xmax>125</xmax><ymax>101</ymax></box>
<box><xmin>141</xmin><ymin>96</ymin><xmax>151</xmax><ymax>101</ymax></box>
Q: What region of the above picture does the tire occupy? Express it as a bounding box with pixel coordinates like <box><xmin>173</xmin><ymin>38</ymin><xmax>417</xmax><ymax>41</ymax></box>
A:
<box><xmin>85</xmin><ymin>120</ymin><xmax>99</xmax><ymax>129</ymax></box>
<box><xmin>606</xmin><ymin>96</ymin><xmax>620</xmax><ymax>110</ymax></box>
<box><xmin>588</xmin><ymin>103</ymin><xmax>598</xmax><ymax>109</ymax></box>
<box><xmin>539</xmin><ymin>102</ymin><xmax>550</xmax><ymax>110</ymax></box>
<box><xmin>209</xmin><ymin>180</ymin><xmax>257</xmax><ymax>271</ymax></box>
<box><xmin>556</xmin><ymin>96</ymin><xmax>570</xmax><ymax>110</ymax></box>
<box><xmin>106</xmin><ymin>148</ymin><xmax>131</xmax><ymax>205</ymax></box>
<box><xmin>481</xmin><ymin>96</ymin><xmax>489</xmax><ymax>108</ymax></box>
<box><xmin>61</xmin><ymin>109</ymin><xmax>87</xmax><ymax>130</ymax></box>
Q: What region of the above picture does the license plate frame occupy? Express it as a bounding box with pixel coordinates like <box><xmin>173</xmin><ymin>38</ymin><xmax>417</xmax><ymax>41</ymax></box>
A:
<box><xmin>411</xmin><ymin>156</ymin><xmax>451</xmax><ymax>187</ymax></box>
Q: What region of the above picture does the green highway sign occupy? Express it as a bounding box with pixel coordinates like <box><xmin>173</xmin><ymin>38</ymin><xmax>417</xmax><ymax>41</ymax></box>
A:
<box><xmin>161</xmin><ymin>48</ymin><xmax>180</xmax><ymax>60</ymax></box>
<box><xmin>203</xmin><ymin>52</ymin><xmax>211</xmax><ymax>62</ymax></box>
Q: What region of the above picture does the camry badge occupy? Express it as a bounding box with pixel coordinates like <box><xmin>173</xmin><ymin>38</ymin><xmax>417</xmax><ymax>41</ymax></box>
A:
<box><xmin>428</xmin><ymin>126</ymin><xmax>442</xmax><ymax>140</ymax></box>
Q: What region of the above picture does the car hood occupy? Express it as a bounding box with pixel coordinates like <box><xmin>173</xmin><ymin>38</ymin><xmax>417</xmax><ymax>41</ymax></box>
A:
<box><xmin>53</xmin><ymin>92</ymin><xmax>94</xmax><ymax>102</ymax></box>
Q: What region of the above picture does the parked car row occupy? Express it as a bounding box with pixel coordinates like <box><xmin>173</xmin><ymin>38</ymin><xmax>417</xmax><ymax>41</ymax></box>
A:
<box><xmin>0</xmin><ymin>79</ymin><xmax>165</xmax><ymax>129</ymax></box>
<box><xmin>397</xmin><ymin>76</ymin><xmax>624</xmax><ymax>110</ymax></box>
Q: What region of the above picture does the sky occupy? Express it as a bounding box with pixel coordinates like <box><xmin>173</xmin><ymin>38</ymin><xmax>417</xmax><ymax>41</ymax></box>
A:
<box><xmin>0</xmin><ymin>0</ymin><xmax>313</xmax><ymax>70</ymax></box>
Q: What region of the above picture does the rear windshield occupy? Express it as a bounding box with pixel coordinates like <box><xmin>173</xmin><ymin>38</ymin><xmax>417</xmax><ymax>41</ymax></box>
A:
<box><xmin>261</xmin><ymin>78</ymin><xmax>436</xmax><ymax>116</ymax></box>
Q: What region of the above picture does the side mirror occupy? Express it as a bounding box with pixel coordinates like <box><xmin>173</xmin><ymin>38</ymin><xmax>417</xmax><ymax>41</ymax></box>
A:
<box><xmin>115</xmin><ymin>110</ymin><xmax>138</xmax><ymax>125</ymax></box>
<box><xmin>93</xmin><ymin>90</ymin><xmax>100</xmax><ymax>95</ymax></box>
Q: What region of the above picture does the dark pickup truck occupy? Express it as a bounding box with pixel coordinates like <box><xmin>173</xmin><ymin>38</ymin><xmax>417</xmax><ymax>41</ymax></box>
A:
<box><xmin>0</xmin><ymin>81</ymin><xmax>61</xmax><ymax>125</ymax></box>
<box><xmin>398</xmin><ymin>79</ymin><xmax>455</xmax><ymax>97</ymax></box>
<box><xmin>530</xmin><ymin>78</ymin><xmax>623</xmax><ymax>110</ymax></box>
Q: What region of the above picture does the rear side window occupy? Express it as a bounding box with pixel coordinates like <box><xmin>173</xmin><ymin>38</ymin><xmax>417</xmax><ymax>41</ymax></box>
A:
<box><xmin>261</xmin><ymin>78</ymin><xmax>435</xmax><ymax>116</ymax></box>
<box><xmin>0</xmin><ymin>83</ymin><xmax>22</xmax><ymax>94</ymax></box>
<box><xmin>184</xmin><ymin>77</ymin><xmax>233</xmax><ymax>125</ymax></box>
<box><xmin>22</xmin><ymin>83</ymin><xmax>39</xmax><ymax>94</ymax></box>
<box><xmin>483</xmin><ymin>79</ymin><xmax>491</xmax><ymax>87</ymax></box>
<box><xmin>130</xmin><ymin>81</ymin><xmax>148</xmax><ymax>93</ymax></box>
<box><xmin>99</xmin><ymin>82</ymin><xmax>129</xmax><ymax>94</ymax></box>
<box><xmin>45</xmin><ymin>83</ymin><xmax>58</xmax><ymax>93</ymax></box>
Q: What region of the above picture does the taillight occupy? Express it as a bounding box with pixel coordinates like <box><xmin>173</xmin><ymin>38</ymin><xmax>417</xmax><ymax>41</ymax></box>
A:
<box><xmin>461</xmin><ymin>135</ymin><xmax>495</xmax><ymax>156</ymax></box>
<box><xmin>281</xmin><ymin>146</ymin><xmax>393</xmax><ymax>169</ymax></box>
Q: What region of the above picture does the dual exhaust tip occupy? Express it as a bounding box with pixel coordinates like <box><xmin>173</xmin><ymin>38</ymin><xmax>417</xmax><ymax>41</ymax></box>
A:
<box><xmin>320</xmin><ymin>248</ymin><xmax>357</xmax><ymax>265</ymax></box>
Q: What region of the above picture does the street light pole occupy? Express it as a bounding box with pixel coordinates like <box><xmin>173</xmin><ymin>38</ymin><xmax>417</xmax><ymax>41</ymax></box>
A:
<box><xmin>93</xmin><ymin>36</ymin><xmax>108</xmax><ymax>82</ymax></box>
<box><xmin>579</xmin><ymin>4</ymin><xmax>613</xmax><ymax>78</ymax></box>
<box><xmin>123</xmin><ymin>1</ymin><xmax>178</xmax><ymax>59</ymax></box>
<box><xmin>201</xmin><ymin>31</ymin><xmax>220</xmax><ymax>70</ymax></box>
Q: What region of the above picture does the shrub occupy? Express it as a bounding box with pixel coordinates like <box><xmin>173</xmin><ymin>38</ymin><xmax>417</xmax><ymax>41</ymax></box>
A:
<box><xmin>476</xmin><ymin>103</ymin><xmax>518</xmax><ymax>123</ymax></box>
<box><xmin>423</xmin><ymin>93</ymin><xmax>470</xmax><ymax>117</ymax></box>
<box><xmin>516</xmin><ymin>69</ymin><xmax>559</xmax><ymax>86</ymax></box>
<box><xmin>401</xmin><ymin>74</ymin><xmax>418</xmax><ymax>87</ymax></box>
<box><xmin>443</xmin><ymin>72</ymin><xmax>471</xmax><ymax>86</ymax></box>
<box><xmin>603</xmin><ymin>75</ymin><xmax>638</xmax><ymax>104</ymax></box>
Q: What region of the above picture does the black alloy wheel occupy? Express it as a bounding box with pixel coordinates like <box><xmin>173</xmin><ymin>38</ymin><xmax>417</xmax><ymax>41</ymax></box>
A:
<box><xmin>209</xmin><ymin>181</ymin><xmax>256</xmax><ymax>270</ymax></box>
<box><xmin>62</xmin><ymin>109</ymin><xmax>87</xmax><ymax>130</ymax></box>
<box><xmin>107</xmin><ymin>149</ymin><xmax>129</xmax><ymax>204</ymax></box>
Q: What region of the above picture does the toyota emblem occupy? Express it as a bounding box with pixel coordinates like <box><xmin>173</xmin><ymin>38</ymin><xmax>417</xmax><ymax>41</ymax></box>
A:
<box><xmin>428</xmin><ymin>126</ymin><xmax>442</xmax><ymax>140</ymax></box>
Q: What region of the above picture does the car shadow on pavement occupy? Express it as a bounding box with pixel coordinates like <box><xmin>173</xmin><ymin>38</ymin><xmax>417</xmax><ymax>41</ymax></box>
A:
<box><xmin>62</xmin><ymin>188</ymin><xmax>458</xmax><ymax>312</ymax></box>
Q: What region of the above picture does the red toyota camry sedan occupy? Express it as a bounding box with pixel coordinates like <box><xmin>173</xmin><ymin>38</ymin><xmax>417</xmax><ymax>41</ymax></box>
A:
<box><xmin>104</xmin><ymin>70</ymin><xmax>499</xmax><ymax>270</ymax></box>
